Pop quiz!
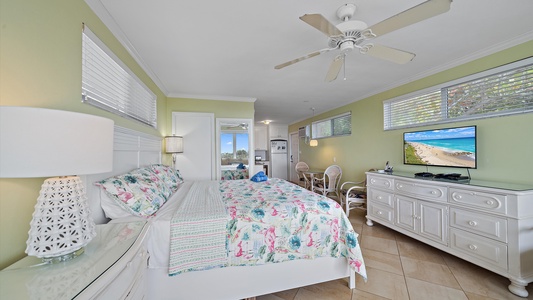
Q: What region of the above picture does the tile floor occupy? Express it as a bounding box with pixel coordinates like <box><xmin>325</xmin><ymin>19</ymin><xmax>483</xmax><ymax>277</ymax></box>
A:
<box><xmin>257</xmin><ymin>208</ymin><xmax>532</xmax><ymax>300</ymax></box>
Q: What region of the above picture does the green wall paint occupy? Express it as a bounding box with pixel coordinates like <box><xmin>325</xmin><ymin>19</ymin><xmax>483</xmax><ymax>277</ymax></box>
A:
<box><xmin>0</xmin><ymin>0</ymin><xmax>167</xmax><ymax>269</ymax></box>
<box><xmin>290</xmin><ymin>41</ymin><xmax>533</xmax><ymax>185</ymax></box>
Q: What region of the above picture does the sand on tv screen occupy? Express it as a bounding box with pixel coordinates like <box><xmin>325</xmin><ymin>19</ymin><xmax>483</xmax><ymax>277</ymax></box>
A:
<box><xmin>403</xmin><ymin>126</ymin><xmax>477</xmax><ymax>169</ymax></box>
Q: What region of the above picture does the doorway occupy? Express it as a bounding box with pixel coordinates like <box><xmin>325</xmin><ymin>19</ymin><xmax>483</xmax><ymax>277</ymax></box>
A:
<box><xmin>289</xmin><ymin>131</ymin><xmax>299</xmax><ymax>183</ymax></box>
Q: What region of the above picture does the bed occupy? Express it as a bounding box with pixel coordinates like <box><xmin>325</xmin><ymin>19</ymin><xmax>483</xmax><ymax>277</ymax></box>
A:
<box><xmin>86</xmin><ymin>126</ymin><xmax>366</xmax><ymax>299</ymax></box>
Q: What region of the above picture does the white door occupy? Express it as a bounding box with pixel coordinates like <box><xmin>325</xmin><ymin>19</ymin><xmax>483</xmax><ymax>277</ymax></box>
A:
<box><xmin>172</xmin><ymin>112</ymin><xmax>215</xmax><ymax>181</ymax></box>
<box><xmin>289</xmin><ymin>131</ymin><xmax>299</xmax><ymax>183</ymax></box>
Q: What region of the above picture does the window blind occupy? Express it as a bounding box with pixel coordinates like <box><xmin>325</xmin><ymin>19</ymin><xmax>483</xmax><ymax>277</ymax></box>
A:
<box><xmin>383</xmin><ymin>58</ymin><xmax>533</xmax><ymax>130</ymax></box>
<box><xmin>82</xmin><ymin>25</ymin><xmax>157</xmax><ymax>128</ymax></box>
<box><xmin>312</xmin><ymin>112</ymin><xmax>351</xmax><ymax>139</ymax></box>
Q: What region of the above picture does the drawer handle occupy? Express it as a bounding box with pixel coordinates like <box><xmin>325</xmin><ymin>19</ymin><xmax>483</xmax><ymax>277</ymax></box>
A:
<box><xmin>455</xmin><ymin>195</ymin><xmax>462</xmax><ymax>200</ymax></box>
<box><xmin>468</xmin><ymin>244</ymin><xmax>478</xmax><ymax>251</ymax></box>
<box><xmin>377</xmin><ymin>196</ymin><xmax>382</xmax><ymax>200</ymax></box>
<box><xmin>485</xmin><ymin>200</ymin><xmax>494</xmax><ymax>205</ymax></box>
<box><xmin>430</xmin><ymin>191</ymin><xmax>437</xmax><ymax>195</ymax></box>
<box><xmin>468</xmin><ymin>221</ymin><xmax>478</xmax><ymax>227</ymax></box>
<box><xmin>377</xmin><ymin>211</ymin><xmax>383</xmax><ymax>215</ymax></box>
<box><xmin>384</xmin><ymin>182</ymin><xmax>391</xmax><ymax>187</ymax></box>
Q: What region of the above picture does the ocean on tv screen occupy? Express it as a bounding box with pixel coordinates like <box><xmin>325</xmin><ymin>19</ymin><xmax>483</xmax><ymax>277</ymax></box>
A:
<box><xmin>404</xmin><ymin>127</ymin><xmax>476</xmax><ymax>168</ymax></box>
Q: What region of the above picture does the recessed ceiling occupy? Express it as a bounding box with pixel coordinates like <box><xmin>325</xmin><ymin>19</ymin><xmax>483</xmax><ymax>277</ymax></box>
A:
<box><xmin>85</xmin><ymin>0</ymin><xmax>533</xmax><ymax>124</ymax></box>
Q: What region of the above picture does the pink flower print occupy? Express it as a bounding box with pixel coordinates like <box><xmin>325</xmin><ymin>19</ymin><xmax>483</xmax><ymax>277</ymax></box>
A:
<box><xmin>117</xmin><ymin>190</ymin><xmax>133</xmax><ymax>202</ymax></box>
<box><xmin>271</xmin><ymin>207</ymin><xmax>279</xmax><ymax>216</ymax></box>
<box><xmin>330</xmin><ymin>219</ymin><xmax>339</xmax><ymax>242</ymax></box>
<box><xmin>229</xmin><ymin>206</ymin><xmax>237</xmax><ymax>219</ymax></box>
<box><xmin>293</xmin><ymin>200</ymin><xmax>306</xmax><ymax>211</ymax></box>
<box><xmin>264</xmin><ymin>226</ymin><xmax>276</xmax><ymax>252</ymax></box>
<box><xmin>236</xmin><ymin>241</ymin><xmax>243</xmax><ymax>257</ymax></box>
<box><xmin>307</xmin><ymin>232</ymin><xmax>314</xmax><ymax>247</ymax></box>
<box><xmin>350</xmin><ymin>259</ymin><xmax>363</xmax><ymax>272</ymax></box>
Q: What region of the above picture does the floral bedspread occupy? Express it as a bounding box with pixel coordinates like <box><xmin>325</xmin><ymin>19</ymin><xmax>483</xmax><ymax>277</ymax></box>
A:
<box><xmin>220</xmin><ymin>169</ymin><xmax>249</xmax><ymax>180</ymax></box>
<box><xmin>220</xmin><ymin>178</ymin><xmax>366</xmax><ymax>280</ymax></box>
<box><xmin>168</xmin><ymin>178</ymin><xmax>367</xmax><ymax>280</ymax></box>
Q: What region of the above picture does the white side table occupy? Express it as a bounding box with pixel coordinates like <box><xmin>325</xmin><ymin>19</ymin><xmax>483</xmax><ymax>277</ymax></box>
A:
<box><xmin>0</xmin><ymin>220</ymin><xmax>149</xmax><ymax>299</ymax></box>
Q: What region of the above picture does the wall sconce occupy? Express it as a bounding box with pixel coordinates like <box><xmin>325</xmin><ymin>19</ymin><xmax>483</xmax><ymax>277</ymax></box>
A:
<box><xmin>0</xmin><ymin>106</ymin><xmax>114</xmax><ymax>262</ymax></box>
<box><xmin>165</xmin><ymin>135</ymin><xmax>183</xmax><ymax>169</ymax></box>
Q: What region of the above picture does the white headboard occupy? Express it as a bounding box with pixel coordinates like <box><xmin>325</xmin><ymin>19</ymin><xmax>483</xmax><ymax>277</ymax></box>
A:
<box><xmin>85</xmin><ymin>126</ymin><xmax>162</xmax><ymax>224</ymax></box>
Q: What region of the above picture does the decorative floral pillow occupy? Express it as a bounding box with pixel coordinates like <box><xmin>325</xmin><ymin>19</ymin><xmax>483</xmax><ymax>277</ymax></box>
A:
<box><xmin>96</xmin><ymin>168</ymin><xmax>172</xmax><ymax>217</ymax></box>
<box><xmin>149</xmin><ymin>164</ymin><xmax>184</xmax><ymax>192</ymax></box>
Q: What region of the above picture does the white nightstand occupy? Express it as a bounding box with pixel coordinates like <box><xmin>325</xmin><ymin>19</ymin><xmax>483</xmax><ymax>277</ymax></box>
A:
<box><xmin>0</xmin><ymin>221</ymin><xmax>149</xmax><ymax>299</ymax></box>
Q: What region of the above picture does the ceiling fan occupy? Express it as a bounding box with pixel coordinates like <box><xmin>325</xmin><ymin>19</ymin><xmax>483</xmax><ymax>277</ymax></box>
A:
<box><xmin>222</xmin><ymin>122</ymin><xmax>249</xmax><ymax>130</ymax></box>
<box><xmin>274</xmin><ymin>0</ymin><xmax>452</xmax><ymax>82</ymax></box>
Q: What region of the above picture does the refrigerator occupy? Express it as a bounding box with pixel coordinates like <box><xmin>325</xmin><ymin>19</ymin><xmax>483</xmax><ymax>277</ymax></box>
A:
<box><xmin>270</xmin><ymin>139</ymin><xmax>288</xmax><ymax>180</ymax></box>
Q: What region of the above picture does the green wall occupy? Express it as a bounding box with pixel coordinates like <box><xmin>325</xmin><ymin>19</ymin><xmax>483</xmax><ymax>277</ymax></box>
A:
<box><xmin>0</xmin><ymin>0</ymin><xmax>256</xmax><ymax>269</ymax></box>
<box><xmin>0</xmin><ymin>0</ymin><xmax>167</xmax><ymax>269</ymax></box>
<box><xmin>290</xmin><ymin>41</ymin><xmax>533</xmax><ymax>185</ymax></box>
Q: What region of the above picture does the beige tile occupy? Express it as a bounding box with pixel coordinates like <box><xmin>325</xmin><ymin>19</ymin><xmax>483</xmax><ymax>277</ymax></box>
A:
<box><xmin>360</xmin><ymin>235</ymin><xmax>399</xmax><ymax>255</ymax></box>
<box><xmin>351</xmin><ymin>289</ymin><xmax>390</xmax><ymax>300</ymax></box>
<box><xmin>397</xmin><ymin>240</ymin><xmax>446</xmax><ymax>265</ymax></box>
<box><xmin>294</xmin><ymin>279</ymin><xmax>352</xmax><ymax>300</ymax></box>
<box><xmin>400</xmin><ymin>256</ymin><xmax>461</xmax><ymax>289</ymax></box>
<box><xmin>361</xmin><ymin>248</ymin><xmax>403</xmax><ymax>275</ymax></box>
<box><xmin>445</xmin><ymin>259</ymin><xmax>528</xmax><ymax>300</ymax></box>
<box><xmin>464</xmin><ymin>292</ymin><xmax>502</xmax><ymax>300</ymax></box>
<box><xmin>405</xmin><ymin>277</ymin><xmax>468</xmax><ymax>300</ymax></box>
<box><xmin>362</xmin><ymin>223</ymin><xmax>397</xmax><ymax>240</ymax></box>
<box><xmin>355</xmin><ymin>266</ymin><xmax>409</xmax><ymax>300</ymax></box>
<box><xmin>258</xmin><ymin>288</ymin><xmax>298</xmax><ymax>300</ymax></box>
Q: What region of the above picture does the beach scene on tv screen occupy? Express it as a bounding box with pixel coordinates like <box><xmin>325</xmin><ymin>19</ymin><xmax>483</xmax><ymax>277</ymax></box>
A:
<box><xmin>404</xmin><ymin>127</ymin><xmax>476</xmax><ymax>168</ymax></box>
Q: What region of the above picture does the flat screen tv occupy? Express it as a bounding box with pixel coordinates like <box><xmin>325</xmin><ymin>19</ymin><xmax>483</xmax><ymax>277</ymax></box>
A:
<box><xmin>403</xmin><ymin>125</ymin><xmax>477</xmax><ymax>169</ymax></box>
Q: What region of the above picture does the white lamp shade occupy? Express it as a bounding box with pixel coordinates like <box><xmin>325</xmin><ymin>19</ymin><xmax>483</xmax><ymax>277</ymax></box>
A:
<box><xmin>310</xmin><ymin>139</ymin><xmax>318</xmax><ymax>147</ymax></box>
<box><xmin>0</xmin><ymin>107</ymin><xmax>114</xmax><ymax>178</ymax></box>
<box><xmin>165</xmin><ymin>135</ymin><xmax>183</xmax><ymax>153</ymax></box>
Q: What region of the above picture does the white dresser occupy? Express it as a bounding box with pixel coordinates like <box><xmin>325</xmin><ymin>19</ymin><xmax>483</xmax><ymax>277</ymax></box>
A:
<box><xmin>0</xmin><ymin>221</ymin><xmax>149</xmax><ymax>299</ymax></box>
<box><xmin>366</xmin><ymin>171</ymin><xmax>533</xmax><ymax>297</ymax></box>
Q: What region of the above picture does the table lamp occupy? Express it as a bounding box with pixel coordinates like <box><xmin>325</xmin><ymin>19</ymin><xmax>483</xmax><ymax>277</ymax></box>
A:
<box><xmin>165</xmin><ymin>135</ymin><xmax>183</xmax><ymax>169</ymax></box>
<box><xmin>0</xmin><ymin>106</ymin><xmax>114</xmax><ymax>262</ymax></box>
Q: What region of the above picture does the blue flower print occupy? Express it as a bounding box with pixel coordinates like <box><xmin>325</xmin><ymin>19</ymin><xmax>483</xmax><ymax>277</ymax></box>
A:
<box><xmin>346</xmin><ymin>232</ymin><xmax>357</xmax><ymax>248</ymax></box>
<box><xmin>251</xmin><ymin>208</ymin><xmax>265</xmax><ymax>220</ymax></box>
<box><xmin>289</xmin><ymin>236</ymin><xmax>301</xmax><ymax>250</ymax></box>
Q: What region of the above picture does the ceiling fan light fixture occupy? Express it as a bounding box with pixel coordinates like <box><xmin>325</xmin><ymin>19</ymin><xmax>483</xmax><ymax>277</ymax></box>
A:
<box><xmin>340</xmin><ymin>41</ymin><xmax>355</xmax><ymax>52</ymax></box>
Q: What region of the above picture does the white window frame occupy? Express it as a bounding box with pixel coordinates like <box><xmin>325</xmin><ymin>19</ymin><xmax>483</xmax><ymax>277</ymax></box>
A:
<box><xmin>311</xmin><ymin>112</ymin><xmax>351</xmax><ymax>139</ymax></box>
<box><xmin>383</xmin><ymin>57</ymin><xmax>533</xmax><ymax>130</ymax></box>
<box><xmin>82</xmin><ymin>25</ymin><xmax>157</xmax><ymax>128</ymax></box>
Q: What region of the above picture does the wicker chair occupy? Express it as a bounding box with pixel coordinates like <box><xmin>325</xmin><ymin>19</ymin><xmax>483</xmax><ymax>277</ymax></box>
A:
<box><xmin>312</xmin><ymin>165</ymin><xmax>342</xmax><ymax>200</ymax></box>
<box><xmin>295</xmin><ymin>161</ymin><xmax>311</xmax><ymax>189</ymax></box>
<box><xmin>340</xmin><ymin>169</ymin><xmax>376</xmax><ymax>217</ymax></box>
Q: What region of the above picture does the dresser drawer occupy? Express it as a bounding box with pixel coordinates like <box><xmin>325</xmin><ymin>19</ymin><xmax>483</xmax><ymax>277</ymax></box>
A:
<box><xmin>449</xmin><ymin>228</ymin><xmax>508</xmax><ymax>271</ymax></box>
<box><xmin>449</xmin><ymin>188</ymin><xmax>507</xmax><ymax>214</ymax></box>
<box><xmin>449</xmin><ymin>208</ymin><xmax>507</xmax><ymax>242</ymax></box>
<box><xmin>395</xmin><ymin>180</ymin><xmax>447</xmax><ymax>202</ymax></box>
<box><xmin>367</xmin><ymin>203</ymin><xmax>394</xmax><ymax>225</ymax></box>
<box><xmin>95</xmin><ymin>249</ymin><xmax>148</xmax><ymax>299</ymax></box>
<box><xmin>368</xmin><ymin>189</ymin><xmax>394</xmax><ymax>207</ymax></box>
<box><xmin>367</xmin><ymin>176</ymin><xmax>393</xmax><ymax>191</ymax></box>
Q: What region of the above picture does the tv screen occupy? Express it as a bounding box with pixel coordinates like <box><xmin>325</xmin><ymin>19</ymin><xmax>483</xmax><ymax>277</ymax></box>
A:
<box><xmin>403</xmin><ymin>125</ymin><xmax>477</xmax><ymax>169</ymax></box>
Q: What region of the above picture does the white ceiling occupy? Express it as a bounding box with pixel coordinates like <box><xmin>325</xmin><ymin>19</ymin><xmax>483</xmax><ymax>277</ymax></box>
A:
<box><xmin>86</xmin><ymin>0</ymin><xmax>533</xmax><ymax>125</ymax></box>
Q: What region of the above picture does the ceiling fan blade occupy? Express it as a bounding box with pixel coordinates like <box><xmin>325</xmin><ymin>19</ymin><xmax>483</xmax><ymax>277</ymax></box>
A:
<box><xmin>275</xmin><ymin>48</ymin><xmax>335</xmax><ymax>70</ymax></box>
<box><xmin>365</xmin><ymin>44</ymin><xmax>416</xmax><ymax>64</ymax></box>
<box><xmin>367</xmin><ymin>0</ymin><xmax>452</xmax><ymax>37</ymax></box>
<box><xmin>300</xmin><ymin>14</ymin><xmax>344</xmax><ymax>37</ymax></box>
<box><xmin>325</xmin><ymin>55</ymin><xmax>344</xmax><ymax>82</ymax></box>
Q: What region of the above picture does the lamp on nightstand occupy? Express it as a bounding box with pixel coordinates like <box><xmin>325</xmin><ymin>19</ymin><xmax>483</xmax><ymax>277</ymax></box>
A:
<box><xmin>165</xmin><ymin>135</ymin><xmax>183</xmax><ymax>169</ymax></box>
<box><xmin>0</xmin><ymin>106</ymin><xmax>114</xmax><ymax>262</ymax></box>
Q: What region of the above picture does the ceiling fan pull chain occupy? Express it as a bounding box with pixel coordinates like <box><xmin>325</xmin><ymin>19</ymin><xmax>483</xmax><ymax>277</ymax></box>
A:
<box><xmin>343</xmin><ymin>54</ymin><xmax>347</xmax><ymax>81</ymax></box>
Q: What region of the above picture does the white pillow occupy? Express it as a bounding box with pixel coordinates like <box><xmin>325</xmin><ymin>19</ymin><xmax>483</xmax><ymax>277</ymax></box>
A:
<box><xmin>99</xmin><ymin>189</ymin><xmax>133</xmax><ymax>219</ymax></box>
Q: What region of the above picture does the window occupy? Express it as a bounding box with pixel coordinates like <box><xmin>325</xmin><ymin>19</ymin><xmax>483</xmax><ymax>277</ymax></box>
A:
<box><xmin>312</xmin><ymin>112</ymin><xmax>351</xmax><ymax>139</ymax></box>
<box><xmin>383</xmin><ymin>58</ymin><xmax>533</xmax><ymax>130</ymax></box>
<box><xmin>220</xmin><ymin>132</ymin><xmax>249</xmax><ymax>166</ymax></box>
<box><xmin>81</xmin><ymin>25</ymin><xmax>157</xmax><ymax>128</ymax></box>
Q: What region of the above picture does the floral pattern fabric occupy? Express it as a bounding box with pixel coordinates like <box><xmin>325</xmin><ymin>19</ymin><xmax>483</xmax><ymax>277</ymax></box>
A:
<box><xmin>149</xmin><ymin>164</ymin><xmax>184</xmax><ymax>192</ymax></box>
<box><xmin>96</xmin><ymin>167</ymin><xmax>172</xmax><ymax>217</ymax></box>
<box><xmin>219</xmin><ymin>178</ymin><xmax>367</xmax><ymax>280</ymax></box>
<box><xmin>220</xmin><ymin>169</ymin><xmax>249</xmax><ymax>180</ymax></box>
